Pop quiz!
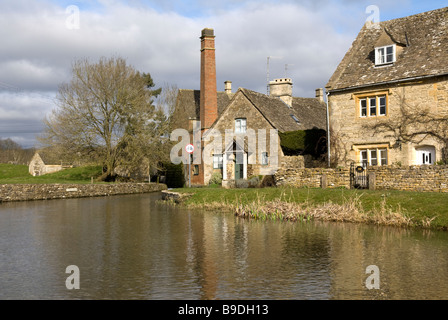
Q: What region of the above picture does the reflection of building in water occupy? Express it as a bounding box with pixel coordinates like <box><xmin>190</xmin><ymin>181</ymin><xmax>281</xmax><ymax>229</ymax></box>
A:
<box><xmin>27</xmin><ymin>195</ymin><xmax>448</xmax><ymax>299</ymax></box>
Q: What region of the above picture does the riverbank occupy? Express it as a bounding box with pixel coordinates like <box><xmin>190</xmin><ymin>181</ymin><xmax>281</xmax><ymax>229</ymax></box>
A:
<box><xmin>0</xmin><ymin>183</ymin><xmax>167</xmax><ymax>202</ymax></box>
<box><xmin>166</xmin><ymin>187</ymin><xmax>448</xmax><ymax>230</ymax></box>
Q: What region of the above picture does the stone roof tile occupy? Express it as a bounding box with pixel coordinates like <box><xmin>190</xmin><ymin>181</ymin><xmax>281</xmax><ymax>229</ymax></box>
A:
<box><xmin>327</xmin><ymin>7</ymin><xmax>448</xmax><ymax>91</ymax></box>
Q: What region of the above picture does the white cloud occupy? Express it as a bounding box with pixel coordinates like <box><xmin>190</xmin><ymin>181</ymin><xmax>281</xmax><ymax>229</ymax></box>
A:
<box><xmin>0</xmin><ymin>0</ymin><xmax>442</xmax><ymax>146</ymax></box>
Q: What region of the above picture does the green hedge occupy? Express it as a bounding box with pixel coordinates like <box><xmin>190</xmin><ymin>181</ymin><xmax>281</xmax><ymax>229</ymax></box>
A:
<box><xmin>279</xmin><ymin>128</ymin><xmax>326</xmax><ymax>157</ymax></box>
<box><xmin>162</xmin><ymin>162</ymin><xmax>185</xmax><ymax>188</ymax></box>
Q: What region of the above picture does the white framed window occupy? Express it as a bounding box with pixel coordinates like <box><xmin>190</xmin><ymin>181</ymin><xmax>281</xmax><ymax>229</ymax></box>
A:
<box><xmin>213</xmin><ymin>154</ymin><xmax>223</xmax><ymax>169</ymax></box>
<box><xmin>370</xmin><ymin>149</ymin><xmax>378</xmax><ymax>166</ymax></box>
<box><xmin>359</xmin><ymin>95</ymin><xmax>388</xmax><ymax>117</ymax></box>
<box><xmin>261</xmin><ymin>152</ymin><xmax>269</xmax><ymax>166</ymax></box>
<box><xmin>380</xmin><ymin>149</ymin><xmax>388</xmax><ymax>166</ymax></box>
<box><xmin>360</xmin><ymin>150</ymin><xmax>368</xmax><ymax>167</ymax></box>
<box><xmin>235</xmin><ymin>118</ymin><xmax>247</xmax><ymax>133</ymax></box>
<box><xmin>359</xmin><ymin>148</ymin><xmax>388</xmax><ymax>166</ymax></box>
<box><xmin>375</xmin><ymin>45</ymin><xmax>396</xmax><ymax>65</ymax></box>
<box><xmin>369</xmin><ymin>97</ymin><xmax>377</xmax><ymax>116</ymax></box>
<box><xmin>360</xmin><ymin>99</ymin><xmax>367</xmax><ymax>117</ymax></box>
<box><xmin>379</xmin><ymin>96</ymin><xmax>387</xmax><ymax>116</ymax></box>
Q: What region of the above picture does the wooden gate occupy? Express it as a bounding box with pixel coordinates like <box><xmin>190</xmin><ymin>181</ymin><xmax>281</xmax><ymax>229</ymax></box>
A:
<box><xmin>350</xmin><ymin>162</ymin><xmax>368</xmax><ymax>189</ymax></box>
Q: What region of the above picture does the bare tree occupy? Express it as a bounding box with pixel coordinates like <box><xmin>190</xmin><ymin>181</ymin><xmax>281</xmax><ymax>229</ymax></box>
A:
<box><xmin>154</xmin><ymin>82</ymin><xmax>178</xmax><ymax>131</ymax></box>
<box><xmin>0</xmin><ymin>138</ymin><xmax>34</xmax><ymax>164</ymax></box>
<box><xmin>39</xmin><ymin>56</ymin><xmax>161</xmax><ymax>180</ymax></box>
<box><xmin>329</xmin><ymin>128</ymin><xmax>350</xmax><ymax>167</ymax></box>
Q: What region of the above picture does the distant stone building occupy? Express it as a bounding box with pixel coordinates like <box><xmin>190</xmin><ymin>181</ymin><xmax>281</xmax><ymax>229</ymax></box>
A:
<box><xmin>28</xmin><ymin>152</ymin><xmax>65</xmax><ymax>176</ymax></box>
<box><xmin>172</xmin><ymin>28</ymin><xmax>327</xmax><ymax>186</ymax></box>
<box><xmin>326</xmin><ymin>7</ymin><xmax>448</xmax><ymax>167</ymax></box>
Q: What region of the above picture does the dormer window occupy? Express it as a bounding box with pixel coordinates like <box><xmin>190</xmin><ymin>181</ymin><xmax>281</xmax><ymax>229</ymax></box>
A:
<box><xmin>375</xmin><ymin>45</ymin><xmax>396</xmax><ymax>65</ymax></box>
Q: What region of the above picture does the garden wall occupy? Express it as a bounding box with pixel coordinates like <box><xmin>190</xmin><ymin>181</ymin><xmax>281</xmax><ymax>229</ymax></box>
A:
<box><xmin>275</xmin><ymin>156</ymin><xmax>448</xmax><ymax>192</ymax></box>
<box><xmin>0</xmin><ymin>183</ymin><xmax>167</xmax><ymax>202</ymax></box>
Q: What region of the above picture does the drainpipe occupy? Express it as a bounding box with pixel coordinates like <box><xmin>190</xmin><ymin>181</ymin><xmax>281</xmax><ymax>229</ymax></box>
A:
<box><xmin>326</xmin><ymin>91</ymin><xmax>331</xmax><ymax>168</ymax></box>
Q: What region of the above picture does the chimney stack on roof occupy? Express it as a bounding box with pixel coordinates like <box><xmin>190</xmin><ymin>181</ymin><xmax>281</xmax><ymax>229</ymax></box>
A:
<box><xmin>224</xmin><ymin>81</ymin><xmax>232</xmax><ymax>95</ymax></box>
<box><xmin>269</xmin><ymin>78</ymin><xmax>293</xmax><ymax>107</ymax></box>
<box><xmin>200</xmin><ymin>28</ymin><xmax>218</xmax><ymax>130</ymax></box>
<box><xmin>315</xmin><ymin>88</ymin><xmax>324</xmax><ymax>103</ymax></box>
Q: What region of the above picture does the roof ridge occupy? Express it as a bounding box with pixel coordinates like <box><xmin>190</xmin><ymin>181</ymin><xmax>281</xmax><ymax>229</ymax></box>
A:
<box><xmin>380</xmin><ymin>6</ymin><xmax>447</xmax><ymax>24</ymax></box>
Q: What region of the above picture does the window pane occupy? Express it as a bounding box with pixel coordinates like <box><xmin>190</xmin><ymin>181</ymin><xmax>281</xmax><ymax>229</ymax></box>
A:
<box><xmin>262</xmin><ymin>152</ymin><xmax>268</xmax><ymax>165</ymax></box>
<box><xmin>213</xmin><ymin>154</ymin><xmax>223</xmax><ymax>169</ymax></box>
<box><xmin>379</xmin><ymin>96</ymin><xmax>387</xmax><ymax>115</ymax></box>
<box><xmin>377</xmin><ymin>48</ymin><xmax>385</xmax><ymax>64</ymax></box>
<box><xmin>369</xmin><ymin>97</ymin><xmax>377</xmax><ymax>116</ymax></box>
<box><xmin>386</xmin><ymin>46</ymin><xmax>394</xmax><ymax>63</ymax></box>
<box><xmin>361</xmin><ymin>150</ymin><xmax>368</xmax><ymax>166</ymax></box>
<box><xmin>370</xmin><ymin>150</ymin><xmax>378</xmax><ymax>166</ymax></box>
<box><xmin>380</xmin><ymin>149</ymin><xmax>388</xmax><ymax>166</ymax></box>
<box><xmin>241</xmin><ymin>119</ymin><xmax>247</xmax><ymax>133</ymax></box>
<box><xmin>235</xmin><ymin>118</ymin><xmax>246</xmax><ymax>133</ymax></box>
<box><xmin>360</xmin><ymin>99</ymin><xmax>367</xmax><ymax>117</ymax></box>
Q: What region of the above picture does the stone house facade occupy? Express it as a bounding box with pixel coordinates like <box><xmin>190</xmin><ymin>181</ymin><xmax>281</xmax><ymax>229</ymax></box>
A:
<box><xmin>326</xmin><ymin>7</ymin><xmax>448</xmax><ymax>167</ymax></box>
<box><xmin>172</xmin><ymin>28</ymin><xmax>326</xmax><ymax>186</ymax></box>
<box><xmin>29</xmin><ymin>152</ymin><xmax>64</xmax><ymax>176</ymax></box>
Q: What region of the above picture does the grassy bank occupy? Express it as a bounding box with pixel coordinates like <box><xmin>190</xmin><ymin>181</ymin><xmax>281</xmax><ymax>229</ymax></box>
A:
<box><xmin>0</xmin><ymin>164</ymin><xmax>103</xmax><ymax>184</ymax></box>
<box><xmin>172</xmin><ymin>187</ymin><xmax>448</xmax><ymax>230</ymax></box>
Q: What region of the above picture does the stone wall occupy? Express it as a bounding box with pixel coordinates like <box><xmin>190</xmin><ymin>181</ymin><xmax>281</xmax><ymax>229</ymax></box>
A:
<box><xmin>275</xmin><ymin>156</ymin><xmax>448</xmax><ymax>192</ymax></box>
<box><xmin>0</xmin><ymin>183</ymin><xmax>167</xmax><ymax>202</ymax></box>
<box><xmin>328</xmin><ymin>76</ymin><xmax>448</xmax><ymax>166</ymax></box>
<box><xmin>275</xmin><ymin>156</ymin><xmax>350</xmax><ymax>189</ymax></box>
<box><xmin>369</xmin><ymin>165</ymin><xmax>448</xmax><ymax>192</ymax></box>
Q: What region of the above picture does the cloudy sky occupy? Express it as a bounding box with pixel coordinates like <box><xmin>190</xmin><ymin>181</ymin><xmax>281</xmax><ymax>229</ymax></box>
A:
<box><xmin>0</xmin><ymin>0</ymin><xmax>446</xmax><ymax>148</ymax></box>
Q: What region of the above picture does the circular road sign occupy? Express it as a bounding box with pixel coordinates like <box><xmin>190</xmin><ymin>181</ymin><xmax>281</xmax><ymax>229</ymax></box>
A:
<box><xmin>186</xmin><ymin>144</ymin><xmax>195</xmax><ymax>154</ymax></box>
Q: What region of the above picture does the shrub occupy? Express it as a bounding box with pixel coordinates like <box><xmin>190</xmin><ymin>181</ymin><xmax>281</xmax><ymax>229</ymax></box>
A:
<box><xmin>260</xmin><ymin>175</ymin><xmax>276</xmax><ymax>188</ymax></box>
<box><xmin>248</xmin><ymin>176</ymin><xmax>260</xmax><ymax>188</ymax></box>
<box><xmin>209</xmin><ymin>171</ymin><xmax>223</xmax><ymax>185</ymax></box>
<box><xmin>235</xmin><ymin>179</ymin><xmax>249</xmax><ymax>189</ymax></box>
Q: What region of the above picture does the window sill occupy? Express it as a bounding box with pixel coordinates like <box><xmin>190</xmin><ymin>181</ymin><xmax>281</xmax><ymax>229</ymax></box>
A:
<box><xmin>374</xmin><ymin>62</ymin><xmax>395</xmax><ymax>68</ymax></box>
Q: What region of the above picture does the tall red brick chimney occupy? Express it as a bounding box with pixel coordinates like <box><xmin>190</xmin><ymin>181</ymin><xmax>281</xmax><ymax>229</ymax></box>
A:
<box><xmin>200</xmin><ymin>28</ymin><xmax>218</xmax><ymax>131</ymax></box>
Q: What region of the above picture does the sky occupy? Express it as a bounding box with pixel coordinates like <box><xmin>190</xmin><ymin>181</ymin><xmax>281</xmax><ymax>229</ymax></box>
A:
<box><xmin>0</xmin><ymin>0</ymin><xmax>447</xmax><ymax>148</ymax></box>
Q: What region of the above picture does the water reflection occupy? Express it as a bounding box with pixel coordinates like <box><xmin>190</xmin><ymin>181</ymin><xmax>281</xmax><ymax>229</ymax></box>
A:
<box><xmin>0</xmin><ymin>193</ymin><xmax>447</xmax><ymax>300</ymax></box>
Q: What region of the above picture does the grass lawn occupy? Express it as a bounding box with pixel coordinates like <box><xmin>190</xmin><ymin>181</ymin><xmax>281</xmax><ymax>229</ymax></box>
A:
<box><xmin>173</xmin><ymin>187</ymin><xmax>448</xmax><ymax>230</ymax></box>
<box><xmin>0</xmin><ymin>164</ymin><xmax>103</xmax><ymax>184</ymax></box>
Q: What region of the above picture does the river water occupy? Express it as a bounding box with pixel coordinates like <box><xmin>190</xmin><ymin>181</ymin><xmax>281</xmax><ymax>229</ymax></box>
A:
<box><xmin>1</xmin><ymin>192</ymin><xmax>448</xmax><ymax>300</ymax></box>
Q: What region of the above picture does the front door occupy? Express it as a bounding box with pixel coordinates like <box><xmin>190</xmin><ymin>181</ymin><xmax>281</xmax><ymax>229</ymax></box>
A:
<box><xmin>235</xmin><ymin>163</ymin><xmax>244</xmax><ymax>180</ymax></box>
<box><xmin>416</xmin><ymin>146</ymin><xmax>435</xmax><ymax>165</ymax></box>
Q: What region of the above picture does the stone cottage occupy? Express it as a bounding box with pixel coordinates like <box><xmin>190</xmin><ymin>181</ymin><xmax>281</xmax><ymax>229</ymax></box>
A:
<box><xmin>326</xmin><ymin>7</ymin><xmax>448</xmax><ymax>167</ymax></box>
<box><xmin>171</xmin><ymin>28</ymin><xmax>326</xmax><ymax>186</ymax></box>
<box><xmin>28</xmin><ymin>151</ymin><xmax>64</xmax><ymax>176</ymax></box>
